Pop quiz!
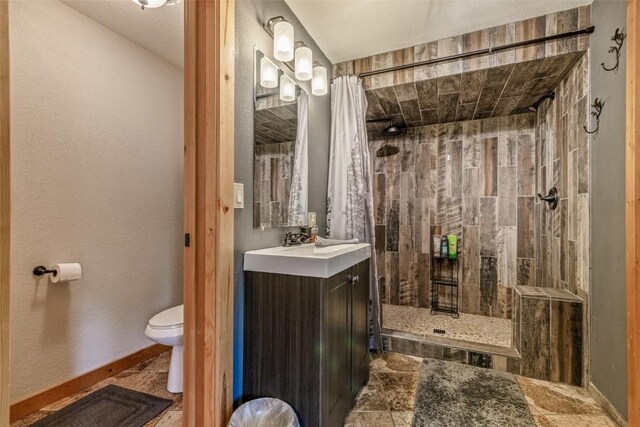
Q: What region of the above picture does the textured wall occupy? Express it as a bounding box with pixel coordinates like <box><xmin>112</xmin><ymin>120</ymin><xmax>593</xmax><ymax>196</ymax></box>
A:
<box><xmin>234</xmin><ymin>0</ymin><xmax>331</xmax><ymax>403</ymax></box>
<box><xmin>589</xmin><ymin>0</ymin><xmax>627</xmax><ymax>417</ymax></box>
<box><xmin>370</xmin><ymin>114</ymin><xmax>536</xmax><ymax>318</ymax></box>
<box><xmin>9</xmin><ymin>0</ymin><xmax>183</xmax><ymax>402</ymax></box>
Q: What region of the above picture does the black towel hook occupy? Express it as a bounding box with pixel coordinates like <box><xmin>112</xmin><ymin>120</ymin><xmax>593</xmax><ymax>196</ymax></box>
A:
<box><xmin>538</xmin><ymin>187</ymin><xmax>559</xmax><ymax>210</ymax></box>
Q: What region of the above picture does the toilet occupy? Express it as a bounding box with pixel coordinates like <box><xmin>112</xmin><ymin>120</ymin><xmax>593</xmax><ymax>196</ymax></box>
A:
<box><xmin>145</xmin><ymin>305</ymin><xmax>183</xmax><ymax>393</ymax></box>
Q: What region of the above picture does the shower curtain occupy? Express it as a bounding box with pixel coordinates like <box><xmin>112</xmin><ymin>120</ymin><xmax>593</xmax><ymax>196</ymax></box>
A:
<box><xmin>327</xmin><ymin>76</ymin><xmax>382</xmax><ymax>350</ymax></box>
<box><xmin>288</xmin><ymin>91</ymin><xmax>309</xmax><ymax>225</ymax></box>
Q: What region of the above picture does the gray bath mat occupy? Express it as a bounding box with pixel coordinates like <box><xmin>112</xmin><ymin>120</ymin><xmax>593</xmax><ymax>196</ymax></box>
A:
<box><xmin>30</xmin><ymin>384</ymin><xmax>172</xmax><ymax>427</ymax></box>
<box><xmin>413</xmin><ymin>359</ymin><xmax>535</xmax><ymax>427</ymax></box>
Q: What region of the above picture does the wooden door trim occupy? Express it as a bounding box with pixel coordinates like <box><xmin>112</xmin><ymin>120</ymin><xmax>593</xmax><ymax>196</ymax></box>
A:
<box><xmin>183</xmin><ymin>0</ymin><xmax>235</xmax><ymax>425</ymax></box>
<box><xmin>627</xmin><ymin>0</ymin><xmax>639</xmax><ymax>424</ymax></box>
<box><xmin>1</xmin><ymin>1</ymin><xmax>10</xmax><ymax>425</ymax></box>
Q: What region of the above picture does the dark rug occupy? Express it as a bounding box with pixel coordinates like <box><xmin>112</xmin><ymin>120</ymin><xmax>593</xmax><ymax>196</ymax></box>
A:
<box><xmin>413</xmin><ymin>359</ymin><xmax>536</xmax><ymax>427</ymax></box>
<box><xmin>30</xmin><ymin>384</ymin><xmax>172</xmax><ymax>427</ymax></box>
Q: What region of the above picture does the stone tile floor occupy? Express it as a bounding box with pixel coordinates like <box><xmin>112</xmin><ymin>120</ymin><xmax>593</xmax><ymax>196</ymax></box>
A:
<box><xmin>11</xmin><ymin>351</ymin><xmax>182</xmax><ymax>427</ymax></box>
<box><xmin>13</xmin><ymin>351</ymin><xmax>618</xmax><ymax>427</ymax></box>
<box><xmin>383</xmin><ymin>304</ymin><xmax>512</xmax><ymax>348</ymax></box>
<box><xmin>345</xmin><ymin>352</ymin><xmax>618</xmax><ymax>427</ymax></box>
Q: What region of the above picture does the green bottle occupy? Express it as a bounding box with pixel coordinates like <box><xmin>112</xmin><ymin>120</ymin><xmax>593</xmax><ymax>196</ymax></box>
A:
<box><xmin>447</xmin><ymin>234</ymin><xmax>458</xmax><ymax>260</ymax></box>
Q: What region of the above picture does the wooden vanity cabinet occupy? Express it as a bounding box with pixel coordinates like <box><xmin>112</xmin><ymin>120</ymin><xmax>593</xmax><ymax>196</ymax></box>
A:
<box><xmin>243</xmin><ymin>259</ymin><xmax>370</xmax><ymax>427</ymax></box>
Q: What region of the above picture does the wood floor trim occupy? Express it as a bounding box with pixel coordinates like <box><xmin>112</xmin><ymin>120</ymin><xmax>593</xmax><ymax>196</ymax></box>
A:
<box><xmin>0</xmin><ymin>1</ymin><xmax>10</xmax><ymax>425</ymax></box>
<box><xmin>9</xmin><ymin>344</ymin><xmax>169</xmax><ymax>422</ymax></box>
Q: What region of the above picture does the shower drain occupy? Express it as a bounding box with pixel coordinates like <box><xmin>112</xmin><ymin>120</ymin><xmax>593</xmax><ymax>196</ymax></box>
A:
<box><xmin>433</xmin><ymin>328</ymin><xmax>446</xmax><ymax>334</ymax></box>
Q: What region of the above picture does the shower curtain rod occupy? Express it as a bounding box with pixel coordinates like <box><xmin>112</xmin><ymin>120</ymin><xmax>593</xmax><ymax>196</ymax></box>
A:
<box><xmin>338</xmin><ymin>26</ymin><xmax>595</xmax><ymax>80</ymax></box>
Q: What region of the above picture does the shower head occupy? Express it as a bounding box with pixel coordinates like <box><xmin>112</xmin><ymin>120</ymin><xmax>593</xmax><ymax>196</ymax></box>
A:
<box><xmin>381</xmin><ymin>123</ymin><xmax>404</xmax><ymax>137</ymax></box>
<box><xmin>376</xmin><ymin>144</ymin><xmax>400</xmax><ymax>157</ymax></box>
<box><xmin>528</xmin><ymin>92</ymin><xmax>556</xmax><ymax>112</ymax></box>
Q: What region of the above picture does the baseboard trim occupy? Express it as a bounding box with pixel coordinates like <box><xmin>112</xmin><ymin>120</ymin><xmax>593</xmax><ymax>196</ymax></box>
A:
<box><xmin>10</xmin><ymin>344</ymin><xmax>169</xmax><ymax>422</ymax></box>
<box><xmin>588</xmin><ymin>382</ymin><xmax>628</xmax><ymax>427</ymax></box>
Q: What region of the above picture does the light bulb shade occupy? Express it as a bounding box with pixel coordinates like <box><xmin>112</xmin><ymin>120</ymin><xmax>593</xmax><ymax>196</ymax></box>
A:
<box><xmin>280</xmin><ymin>74</ymin><xmax>296</xmax><ymax>102</ymax></box>
<box><xmin>260</xmin><ymin>57</ymin><xmax>278</xmax><ymax>89</ymax></box>
<box><xmin>312</xmin><ymin>65</ymin><xmax>328</xmax><ymax>96</ymax></box>
<box><xmin>131</xmin><ymin>0</ymin><xmax>167</xmax><ymax>8</ymax></box>
<box><xmin>273</xmin><ymin>21</ymin><xmax>294</xmax><ymax>62</ymax></box>
<box><xmin>294</xmin><ymin>46</ymin><xmax>313</xmax><ymax>81</ymax></box>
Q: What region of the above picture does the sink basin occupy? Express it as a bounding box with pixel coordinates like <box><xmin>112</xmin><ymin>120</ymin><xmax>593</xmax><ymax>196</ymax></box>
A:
<box><xmin>244</xmin><ymin>243</ymin><xmax>371</xmax><ymax>278</ymax></box>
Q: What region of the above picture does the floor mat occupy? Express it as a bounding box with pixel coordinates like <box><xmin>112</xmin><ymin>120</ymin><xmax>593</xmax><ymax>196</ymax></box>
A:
<box><xmin>413</xmin><ymin>358</ymin><xmax>535</xmax><ymax>427</ymax></box>
<box><xmin>29</xmin><ymin>384</ymin><xmax>172</xmax><ymax>427</ymax></box>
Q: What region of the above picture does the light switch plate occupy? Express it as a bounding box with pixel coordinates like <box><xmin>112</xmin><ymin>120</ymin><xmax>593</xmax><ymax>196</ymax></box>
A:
<box><xmin>234</xmin><ymin>183</ymin><xmax>244</xmax><ymax>209</ymax></box>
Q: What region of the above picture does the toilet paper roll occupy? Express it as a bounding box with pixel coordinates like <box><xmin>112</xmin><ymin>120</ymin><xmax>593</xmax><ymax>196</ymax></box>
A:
<box><xmin>50</xmin><ymin>263</ymin><xmax>82</xmax><ymax>283</ymax></box>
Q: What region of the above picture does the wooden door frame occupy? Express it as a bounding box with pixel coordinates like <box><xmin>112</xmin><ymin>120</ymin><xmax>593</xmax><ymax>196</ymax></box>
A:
<box><xmin>183</xmin><ymin>0</ymin><xmax>235</xmax><ymax>425</ymax></box>
<box><xmin>627</xmin><ymin>0</ymin><xmax>640</xmax><ymax>424</ymax></box>
<box><xmin>0</xmin><ymin>1</ymin><xmax>10</xmax><ymax>425</ymax></box>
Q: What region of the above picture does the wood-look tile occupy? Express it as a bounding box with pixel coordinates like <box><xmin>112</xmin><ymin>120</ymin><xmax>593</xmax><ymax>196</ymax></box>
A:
<box><xmin>413</xmin><ymin>41</ymin><xmax>438</xmax><ymax>81</ymax></box>
<box><xmin>386</xmin><ymin>252</ymin><xmax>400</xmax><ymax>305</ymax></box>
<box><xmin>438</xmin><ymin>93</ymin><xmax>459</xmax><ymax>123</ymax></box>
<box><xmin>455</xmin><ymin>103</ymin><xmax>477</xmax><ymax>122</ymax></box>
<box><xmin>550</xmin><ymin>300</ymin><xmax>583</xmax><ymax>386</ymax></box>
<box><xmin>393</xmin><ymin>47</ymin><xmax>415</xmax><ymax>85</ymax></box>
<box><xmin>386</xmin><ymin>199</ymin><xmax>400</xmax><ymax>251</ymax></box>
<box><xmin>375</xmin><ymin>87</ymin><xmax>402</xmax><ymax>115</ymax></box>
<box><xmin>374</xmin><ymin>174</ymin><xmax>386</xmax><ymax>224</ymax></box>
<box><xmin>480</xmin><ymin>256</ymin><xmax>498</xmax><ymax>315</ymax></box>
<box><xmin>394</xmin><ymin>82</ymin><xmax>418</xmax><ymax>102</ymax></box>
<box><xmin>475</xmin><ymin>85</ymin><xmax>502</xmax><ymax>116</ymax></box>
<box><xmin>365</xmin><ymin>89</ymin><xmax>387</xmax><ymax>120</ymax></box>
<box><xmin>460</xmin><ymin>70</ymin><xmax>486</xmax><ymax>104</ymax></box>
<box><xmin>488</xmin><ymin>22</ymin><xmax>516</xmax><ymax>66</ymax></box>
<box><xmin>463</xmin><ymin>32</ymin><xmax>491</xmax><ymax>70</ymax></box>
<box><xmin>480</xmin><ymin>197</ymin><xmax>498</xmax><ymax>257</ymax></box>
<box><xmin>517</xmin><ymin>197</ymin><xmax>535</xmax><ymax>258</ymax></box>
<box><xmin>399</xmin><ymin>226</ymin><xmax>416</xmax><ymax>305</ymax></box>
<box><xmin>400</xmin><ymin>172</ymin><xmax>415</xmax><ymax>225</ymax></box>
<box><xmin>498</xmin><ymin>166</ymin><xmax>517</xmax><ymax>226</ymax></box>
<box><xmin>436</xmin><ymin>35</ymin><xmax>463</xmax><ymax>76</ymax></box>
<box><xmin>461</xmin><ymin>226</ymin><xmax>481</xmax><ymax>313</ymax></box>
<box><xmin>437</xmin><ymin>74</ymin><xmax>461</xmax><ymax>94</ymax></box>
<box><xmin>520</xmin><ymin>297</ymin><xmax>551</xmax><ymax>380</ymax></box>
<box><xmin>517</xmin><ymin>133</ymin><xmax>536</xmax><ymax>196</ymax></box>
<box><xmin>415</xmin><ymin>79</ymin><xmax>438</xmax><ymax>110</ymax></box>
<box><xmin>400</xmin><ymin>99</ymin><xmax>422</xmax><ymax>124</ymax></box>
<box><xmin>480</xmin><ymin>137</ymin><xmax>498</xmax><ymax>196</ymax></box>
<box><xmin>577</xmin><ymin>96</ymin><xmax>589</xmax><ymax>194</ymax></box>
<box><xmin>462</xmin><ymin>168</ymin><xmax>479</xmax><ymax>226</ymax></box>
<box><xmin>497</xmin><ymin>227</ymin><xmax>517</xmax><ymax>288</ymax></box>
<box><xmin>515</xmin><ymin>16</ymin><xmax>546</xmax><ymax>61</ymax></box>
<box><xmin>415</xmin><ymin>252</ymin><xmax>430</xmax><ymax>307</ymax></box>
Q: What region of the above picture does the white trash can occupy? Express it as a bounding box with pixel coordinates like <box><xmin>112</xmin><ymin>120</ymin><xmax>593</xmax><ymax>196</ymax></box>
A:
<box><xmin>228</xmin><ymin>398</ymin><xmax>300</xmax><ymax>427</ymax></box>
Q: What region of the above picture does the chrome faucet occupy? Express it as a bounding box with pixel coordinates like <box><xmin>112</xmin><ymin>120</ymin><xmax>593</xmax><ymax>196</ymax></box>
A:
<box><xmin>284</xmin><ymin>232</ymin><xmax>309</xmax><ymax>246</ymax></box>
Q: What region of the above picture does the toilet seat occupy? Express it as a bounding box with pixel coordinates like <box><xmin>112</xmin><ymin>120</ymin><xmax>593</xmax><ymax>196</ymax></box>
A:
<box><xmin>148</xmin><ymin>305</ymin><xmax>183</xmax><ymax>330</ymax></box>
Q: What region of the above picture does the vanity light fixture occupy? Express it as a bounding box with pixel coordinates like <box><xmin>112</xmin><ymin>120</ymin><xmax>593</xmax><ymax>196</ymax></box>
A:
<box><xmin>312</xmin><ymin>64</ymin><xmax>328</xmax><ymax>96</ymax></box>
<box><xmin>294</xmin><ymin>44</ymin><xmax>313</xmax><ymax>81</ymax></box>
<box><xmin>280</xmin><ymin>74</ymin><xmax>296</xmax><ymax>102</ymax></box>
<box><xmin>260</xmin><ymin>56</ymin><xmax>279</xmax><ymax>89</ymax></box>
<box><xmin>267</xmin><ymin>17</ymin><xmax>294</xmax><ymax>62</ymax></box>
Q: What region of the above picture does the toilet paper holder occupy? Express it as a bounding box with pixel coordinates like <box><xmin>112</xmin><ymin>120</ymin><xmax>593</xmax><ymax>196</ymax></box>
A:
<box><xmin>33</xmin><ymin>265</ymin><xmax>57</xmax><ymax>277</ymax></box>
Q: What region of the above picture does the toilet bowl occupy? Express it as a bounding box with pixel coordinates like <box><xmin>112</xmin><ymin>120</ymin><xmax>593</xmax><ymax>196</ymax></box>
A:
<box><xmin>145</xmin><ymin>305</ymin><xmax>183</xmax><ymax>393</ymax></box>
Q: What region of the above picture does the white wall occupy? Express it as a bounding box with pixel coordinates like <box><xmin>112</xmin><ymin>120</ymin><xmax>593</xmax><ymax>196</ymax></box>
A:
<box><xmin>9</xmin><ymin>0</ymin><xmax>183</xmax><ymax>402</ymax></box>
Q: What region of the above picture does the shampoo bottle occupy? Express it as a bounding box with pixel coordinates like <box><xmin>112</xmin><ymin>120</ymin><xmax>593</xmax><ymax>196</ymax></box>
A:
<box><xmin>447</xmin><ymin>234</ymin><xmax>458</xmax><ymax>260</ymax></box>
<box><xmin>440</xmin><ymin>236</ymin><xmax>449</xmax><ymax>258</ymax></box>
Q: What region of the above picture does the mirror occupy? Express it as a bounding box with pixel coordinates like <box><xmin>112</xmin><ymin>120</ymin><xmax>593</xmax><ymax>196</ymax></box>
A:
<box><xmin>253</xmin><ymin>48</ymin><xmax>309</xmax><ymax>229</ymax></box>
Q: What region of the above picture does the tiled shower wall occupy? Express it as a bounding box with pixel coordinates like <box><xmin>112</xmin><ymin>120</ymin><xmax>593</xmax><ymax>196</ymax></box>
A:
<box><xmin>534</xmin><ymin>52</ymin><xmax>589</xmax><ymax>300</ymax></box>
<box><xmin>371</xmin><ymin>113</ymin><xmax>537</xmax><ymax>319</ymax></box>
<box><xmin>372</xmin><ymin>53</ymin><xmax>590</xmax><ymax>323</ymax></box>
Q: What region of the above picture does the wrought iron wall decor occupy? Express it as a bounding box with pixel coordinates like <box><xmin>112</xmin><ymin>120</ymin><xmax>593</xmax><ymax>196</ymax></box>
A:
<box><xmin>584</xmin><ymin>98</ymin><xmax>605</xmax><ymax>135</ymax></box>
<box><xmin>601</xmin><ymin>27</ymin><xmax>626</xmax><ymax>73</ymax></box>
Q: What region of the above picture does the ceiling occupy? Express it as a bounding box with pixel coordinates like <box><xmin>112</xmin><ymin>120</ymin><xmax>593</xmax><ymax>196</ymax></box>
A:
<box><xmin>284</xmin><ymin>0</ymin><xmax>592</xmax><ymax>63</ymax></box>
<box><xmin>62</xmin><ymin>0</ymin><xmax>184</xmax><ymax>68</ymax></box>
